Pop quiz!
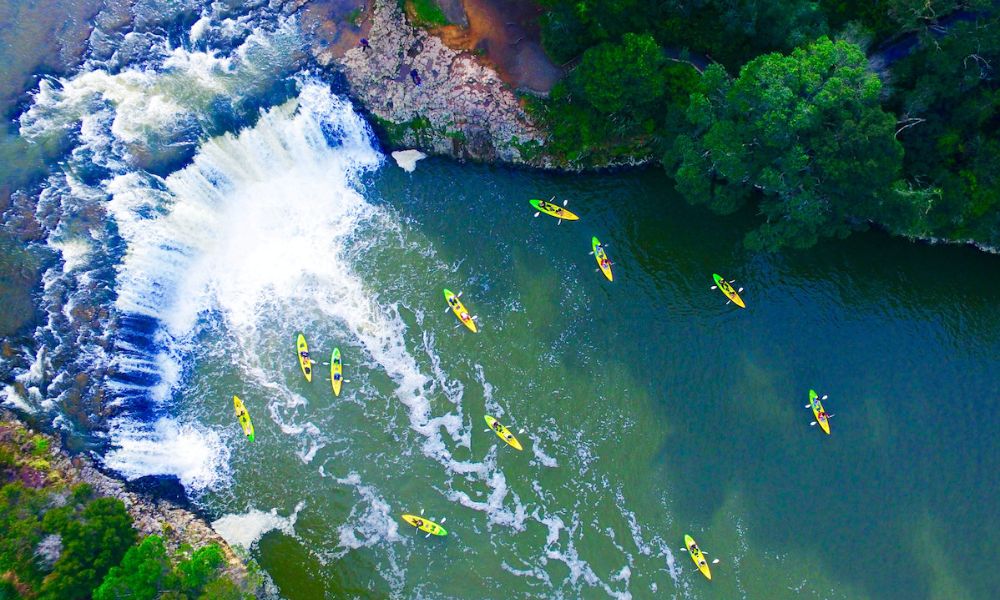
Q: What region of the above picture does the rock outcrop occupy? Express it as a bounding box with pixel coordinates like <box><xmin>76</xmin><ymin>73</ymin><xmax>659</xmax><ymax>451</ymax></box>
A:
<box><xmin>316</xmin><ymin>0</ymin><xmax>550</xmax><ymax>166</ymax></box>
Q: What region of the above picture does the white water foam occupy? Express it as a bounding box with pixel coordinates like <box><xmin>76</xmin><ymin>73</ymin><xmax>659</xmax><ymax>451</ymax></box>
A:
<box><xmin>211</xmin><ymin>501</ymin><xmax>305</xmax><ymax>550</ymax></box>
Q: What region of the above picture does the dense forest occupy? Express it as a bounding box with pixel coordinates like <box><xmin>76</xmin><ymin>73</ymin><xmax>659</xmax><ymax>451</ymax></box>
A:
<box><xmin>532</xmin><ymin>0</ymin><xmax>999</xmax><ymax>250</ymax></box>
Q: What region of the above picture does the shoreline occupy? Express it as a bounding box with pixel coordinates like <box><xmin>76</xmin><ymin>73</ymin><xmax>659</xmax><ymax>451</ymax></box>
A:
<box><xmin>0</xmin><ymin>408</ymin><xmax>266</xmax><ymax>596</ymax></box>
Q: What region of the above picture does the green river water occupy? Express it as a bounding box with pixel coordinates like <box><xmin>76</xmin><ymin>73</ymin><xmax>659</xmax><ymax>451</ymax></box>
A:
<box><xmin>181</xmin><ymin>158</ymin><xmax>999</xmax><ymax>599</ymax></box>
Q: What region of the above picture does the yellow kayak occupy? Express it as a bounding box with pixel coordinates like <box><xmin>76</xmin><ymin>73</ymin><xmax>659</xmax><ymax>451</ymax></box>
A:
<box><xmin>233</xmin><ymin>395</ymin><xmax>254</xmax><ymax>442</ymax></box>
<box><xmin>529</xmin><ymin>198</ymin><xmax>579</xmax><ymax>221</ymax></box>
<box><xmin>809</xmin><ymin>389</ymin><xmax>831</xmax><ymax>435</ymax></box>
<box><xmin>592</xmin><ymin>237</ymin><xmax>613</xmax><ymax>282</ymax></box>
<box><xmin>402</xmin><ymin>514</ymin><xmax>448</xmax><ymax>536</ymax></box>
<box><xmin>712</xmin><ymin>273</ymin><xmax>746</xmax><ymax>308</ymax></box>
<box><xmin>331</xmin><ymin>348</ymin><xmax>342</xmax><ymax>397</ymax></box>
<box><xmin>484</xmin><ymin>415</ymin><xmax>523</xmax><ymax>451</ymax></box>
<box><xmin>443</xmin><ymin>289</ymin><xmax>478</xmax><ymax>333</ymax></box>
<box><xmin>296</xmin><ymin>333</ymin><xmax>312</xmax><ymax>382</ymax></box>
<box><xmin>684</xmin><ymin>534</ymin><xmax>712</xmax><ymax>580</ymax></box>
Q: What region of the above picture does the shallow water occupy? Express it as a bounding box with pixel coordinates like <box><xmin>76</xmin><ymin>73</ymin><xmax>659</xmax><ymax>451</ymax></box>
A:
<box><xmin>1</xmin><ymin>3</ymin><xmax>998</xmax><ymax>599</ymax></box>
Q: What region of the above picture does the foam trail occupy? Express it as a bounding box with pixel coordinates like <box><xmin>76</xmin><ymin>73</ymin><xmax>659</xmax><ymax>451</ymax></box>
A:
<box><xmin>212</xmin><ymin>501</ymin><xmax>305</xmax><ymax>550</ymax></box>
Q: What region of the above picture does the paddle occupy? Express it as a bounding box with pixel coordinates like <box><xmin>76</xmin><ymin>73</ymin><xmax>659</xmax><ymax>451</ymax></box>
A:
<box><xmin>810</xmin><ymin>414</ymin><xmax>835</xmax><ymax>426</ymax></box>
<box><xmin>804</xmin><ymin>395</ymin><xmax>829</xmax><ymax>408</ymax></box>
<box><xmin>679</xmin><ymin>547</ymin><xmax>722</xmax><ymax>564</ymax></box>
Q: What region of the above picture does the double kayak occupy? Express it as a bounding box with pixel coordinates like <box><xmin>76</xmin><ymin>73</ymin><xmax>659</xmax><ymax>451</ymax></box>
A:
<box><xmin>331</xmin><ymin>348</ymin><xmax>343</xmax><ymax>397</ymax></box>
<box><xmin>592</xmin><ymin>237</ymin><xmax>613</xmax><ymax>282</ymax></box>
<box><xmin>809</xmin><ymin>389</ymin><xmax>831</xmax><ymax>435</ymax></box>
<box><xmin>684</xmin><ymin>534</ymin><xmax>712</xmax><ymax>580</ymax></box>
<box><xmin>485</xmin><ymin>415</ymin><xmax>523</xmax><ymax>451</ymax></box>
<box><xmin>529</xmin><ymin>198</ymin><xmax>579</xmax><ymax>221</ymax></box>
<box><xmin>233</xmin><ymin>395</ymin><xmax>255</xmax><ymax>442</ymax></box>
<box><xmin>712</xmin><ymin>273</ymin><xmax>746</xmax><ymax>308</ymax></box>
<box><xmin>402</xmin><ymin>514</ymin><xmax>447</xmax><ymax>536</ymax></box>
<box><xmin>296</xmin><ymin>333</ymin><xmax>312</xmax><ymax>382</ymax></box>
<box><xmin>444</xmin><ymin>289</ymin><xmax>478</xmax><ymax>333</ymax></box>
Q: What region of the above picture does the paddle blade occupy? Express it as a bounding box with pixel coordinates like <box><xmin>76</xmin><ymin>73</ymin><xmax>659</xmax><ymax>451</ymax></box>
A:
<box><xmin>679</xmin><ymin>547</ymin><xmax>688</xmax><ymax>552</ymax></box>
<box><xmin>822</xmin><ymin>395</ymin><xmax>828</xmax><ymax>400</ymax></box>
<box><xmin>810</xmin><ymin>421</ymin><xmax>817</xmax><ymax>426</ymax></box>
<box><xmin>737</xmin><ymin>287</ymin><xmax>744</xmax><ymax>293</ymax></box>
<box><xmin>712</xmin><ymin>558</ymin><xmax>720</xmax><ymax>564</ymax></box>
<box><xmin>439</xmin><ymin>518</ymin><xmax>446</xmax><ymax>523</ymax></box>
<box><xmin>562</xmin><ymin>199</ymin><xmax>568</xmax><ymax>206</ymax></box>
<box><xmin>534</xmin><ymin>212</ymin><xmax>540</xmax><ymax>217</ymax></box>
<box><xmin>710</xmin><ymin>285</ymin><xmax>718</xmax><ymax>290</ymax></box>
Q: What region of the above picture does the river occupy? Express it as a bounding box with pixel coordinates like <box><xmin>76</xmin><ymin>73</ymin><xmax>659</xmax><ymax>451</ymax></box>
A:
<box><xmin>1</xmin><ymin>2</ymin><xmax>998</xmax><ymax>599</ymax></box>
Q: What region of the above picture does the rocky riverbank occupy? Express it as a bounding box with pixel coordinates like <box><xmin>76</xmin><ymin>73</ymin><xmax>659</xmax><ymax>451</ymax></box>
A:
<box><xmin>0</xmin><ymin>409</ymin><xmax>264</xmax><ymax>595</ymax></box>
<box><xmin>312</xmin><ymin>0</ymin><xmax>553</xmax><ymax>166</ymax></box>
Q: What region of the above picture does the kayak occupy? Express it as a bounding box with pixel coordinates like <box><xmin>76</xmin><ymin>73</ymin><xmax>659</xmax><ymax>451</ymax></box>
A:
<box><xmin>684</xmin><ymin>534</ymin><xmax>712</xmax><ymax>580</ymax></box>
<box><xmin>592</xmin><ymin>237</ymin><xmax>613</xmax><ymax>282</ymax></box>
<box><xmin>402</xmin><ymin>514</ymin><xmax>448</xmax><ymax>536</ymax></box>
<box><xmin>809</xmin><ymin>389</ymin><xmax>831</xmax><ymax>435</ymax></box>
<box><xmin>233</xmin><ymin>395</ymin><xmax>255</xmax><ymax>442</ymax></box>
<box><xmin>484</xmin><ymin>415</ymin><xmax>523</xmax><ymax>451</ymax></box>
<box><xmin>529</xmin><ymin>198</ymin><xmax>580</xmax><ymax>221</ymax></box>
<box><xmin>296</xmin><ymin>333</ymin><xmax>312</xmax><ymax>382</ymax></box>
<box><xmin>331</xmin><ymin>348</ymin><xmax>342</xmax><ymax>397</ymax></box>
<box><xmin>712</xmin><ymin>273</ymin><xmax>746</xmax><ymax>308</ymax></box>
<box><xmin>443</xmin><ymin>289</ymin><xmax>478</xmax><ymax>333</ymax></box>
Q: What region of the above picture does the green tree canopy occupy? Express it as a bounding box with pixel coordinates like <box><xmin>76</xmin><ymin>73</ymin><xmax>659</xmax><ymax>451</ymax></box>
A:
<box><xmin>93</xmin><ymin>535</ymin><xmax>175</xmax><ymax>600</ymax></box>
<box><xmin>40</xmin><ymin>497</ymin><xmax>136</xmax><ymax>600</ymax></box>
<box><xmin>889</xmin><ymin>14</ymin><xmax>1000</xmax><ymax>245</ymax></box>
<box><xmin>543</xmin><ymin>32</ymin><xmax>699</xmax><ymax>163</ymax></box>
<box><xmin>671</xmin><ymin>37</ymin><xmax>906</xmax><ymax>249</ymax></box>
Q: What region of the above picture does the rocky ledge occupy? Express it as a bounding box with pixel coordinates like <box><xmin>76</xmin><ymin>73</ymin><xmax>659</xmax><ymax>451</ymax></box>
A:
<box><xmin>0</xmin><ymin>410</ymin><xmax>260</xmax><ymax>594</ymax></box>
<box><xmin>313</xmin><ymin>0</ymin><xmax>552</xmax><ymax>166</ymax></box>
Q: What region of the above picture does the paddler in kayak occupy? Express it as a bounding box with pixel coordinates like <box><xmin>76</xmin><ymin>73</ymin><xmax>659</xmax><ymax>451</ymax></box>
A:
<box><xmin>688</xmin><ymin>540</ymin><xmax>709</xmax><ymax>569</ymax></box>
<box><xmin>299</xmin><ymin>349</ymin><xmax>314</xmax><ymax>376</ymax></box>
<box><xmin>234</xmin><ymin>403</ymin><xmax>251</xmax><ymax>439</ymax></box>
<box><xmin>491</xmin><ymin>419</ymin><xmax>515</xmax><ymax>442</ymax></box>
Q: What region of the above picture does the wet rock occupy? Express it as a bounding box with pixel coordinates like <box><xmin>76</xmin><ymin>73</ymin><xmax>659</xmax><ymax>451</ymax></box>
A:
<box><xmin>325</xmin><ymin>0</ymin><xmax>550</xmax><ymax>166</ymax></box>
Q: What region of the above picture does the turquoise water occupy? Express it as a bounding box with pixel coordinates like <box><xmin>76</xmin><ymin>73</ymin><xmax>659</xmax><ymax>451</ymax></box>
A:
<box><xmin>1</xmin><ymin>2</ymin><xmax>998</xmax><ymax>598</ymax></box>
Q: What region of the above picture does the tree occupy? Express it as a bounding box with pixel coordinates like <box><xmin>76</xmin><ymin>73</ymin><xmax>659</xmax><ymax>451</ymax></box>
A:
<box><xmin>93</xmin><ymin>535</ymin><xmax>174</xmax><ymax>600</ymax></box>
<box><xmin>671</xmin><ymin>37</ymin><xmax>905</xmax><ymax>249</ymax></box>
<box><xmin>543</xmin><ymin>32</ymin><xmax>699</xmax><ymax>163</ymax></box>
<box><xmin>888</xmin><ymin>14</ymin><xmax>1000</xmax><ymax>245</ymax></box>
<box><xmin>39</xmin><ymin>497</ymin><xmax>136</xmax><ymax>600</ymax></box>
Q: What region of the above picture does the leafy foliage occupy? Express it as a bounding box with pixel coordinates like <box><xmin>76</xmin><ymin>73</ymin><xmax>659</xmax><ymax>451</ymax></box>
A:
<box><xmin>39</xmin><ymin>497</ymin><xmax>136</xmax><ymax>600</ymax></box>
<box><xmin>670</xmin><ymin>38</ymin><xmax>905</xmax><ymax>249</ymax></box>
<box><xmin>0</xmin><ymin>423</ymin><xmax>245</xmax><ymax>600</ymax></box>
<box><xmin>539</xmin><ymin>0</ymin><xmax>827</xmax><ymax>69</ymax></box>
<box><xmin>542</xmin><ymin>33</ymin><xmax>699</xmax><ymax>163</ymax></box>
<box><xmin>888</xmin><ymin>14</ymin><xmax>1000</xmax><ymax>245</ymax></box>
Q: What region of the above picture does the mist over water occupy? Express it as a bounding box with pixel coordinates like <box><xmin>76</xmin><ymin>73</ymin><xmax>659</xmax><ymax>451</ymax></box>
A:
<box><xmin>1</xmin><ymin>2</ymin><xmax>998</xmax><ymax>599</ymax></box>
